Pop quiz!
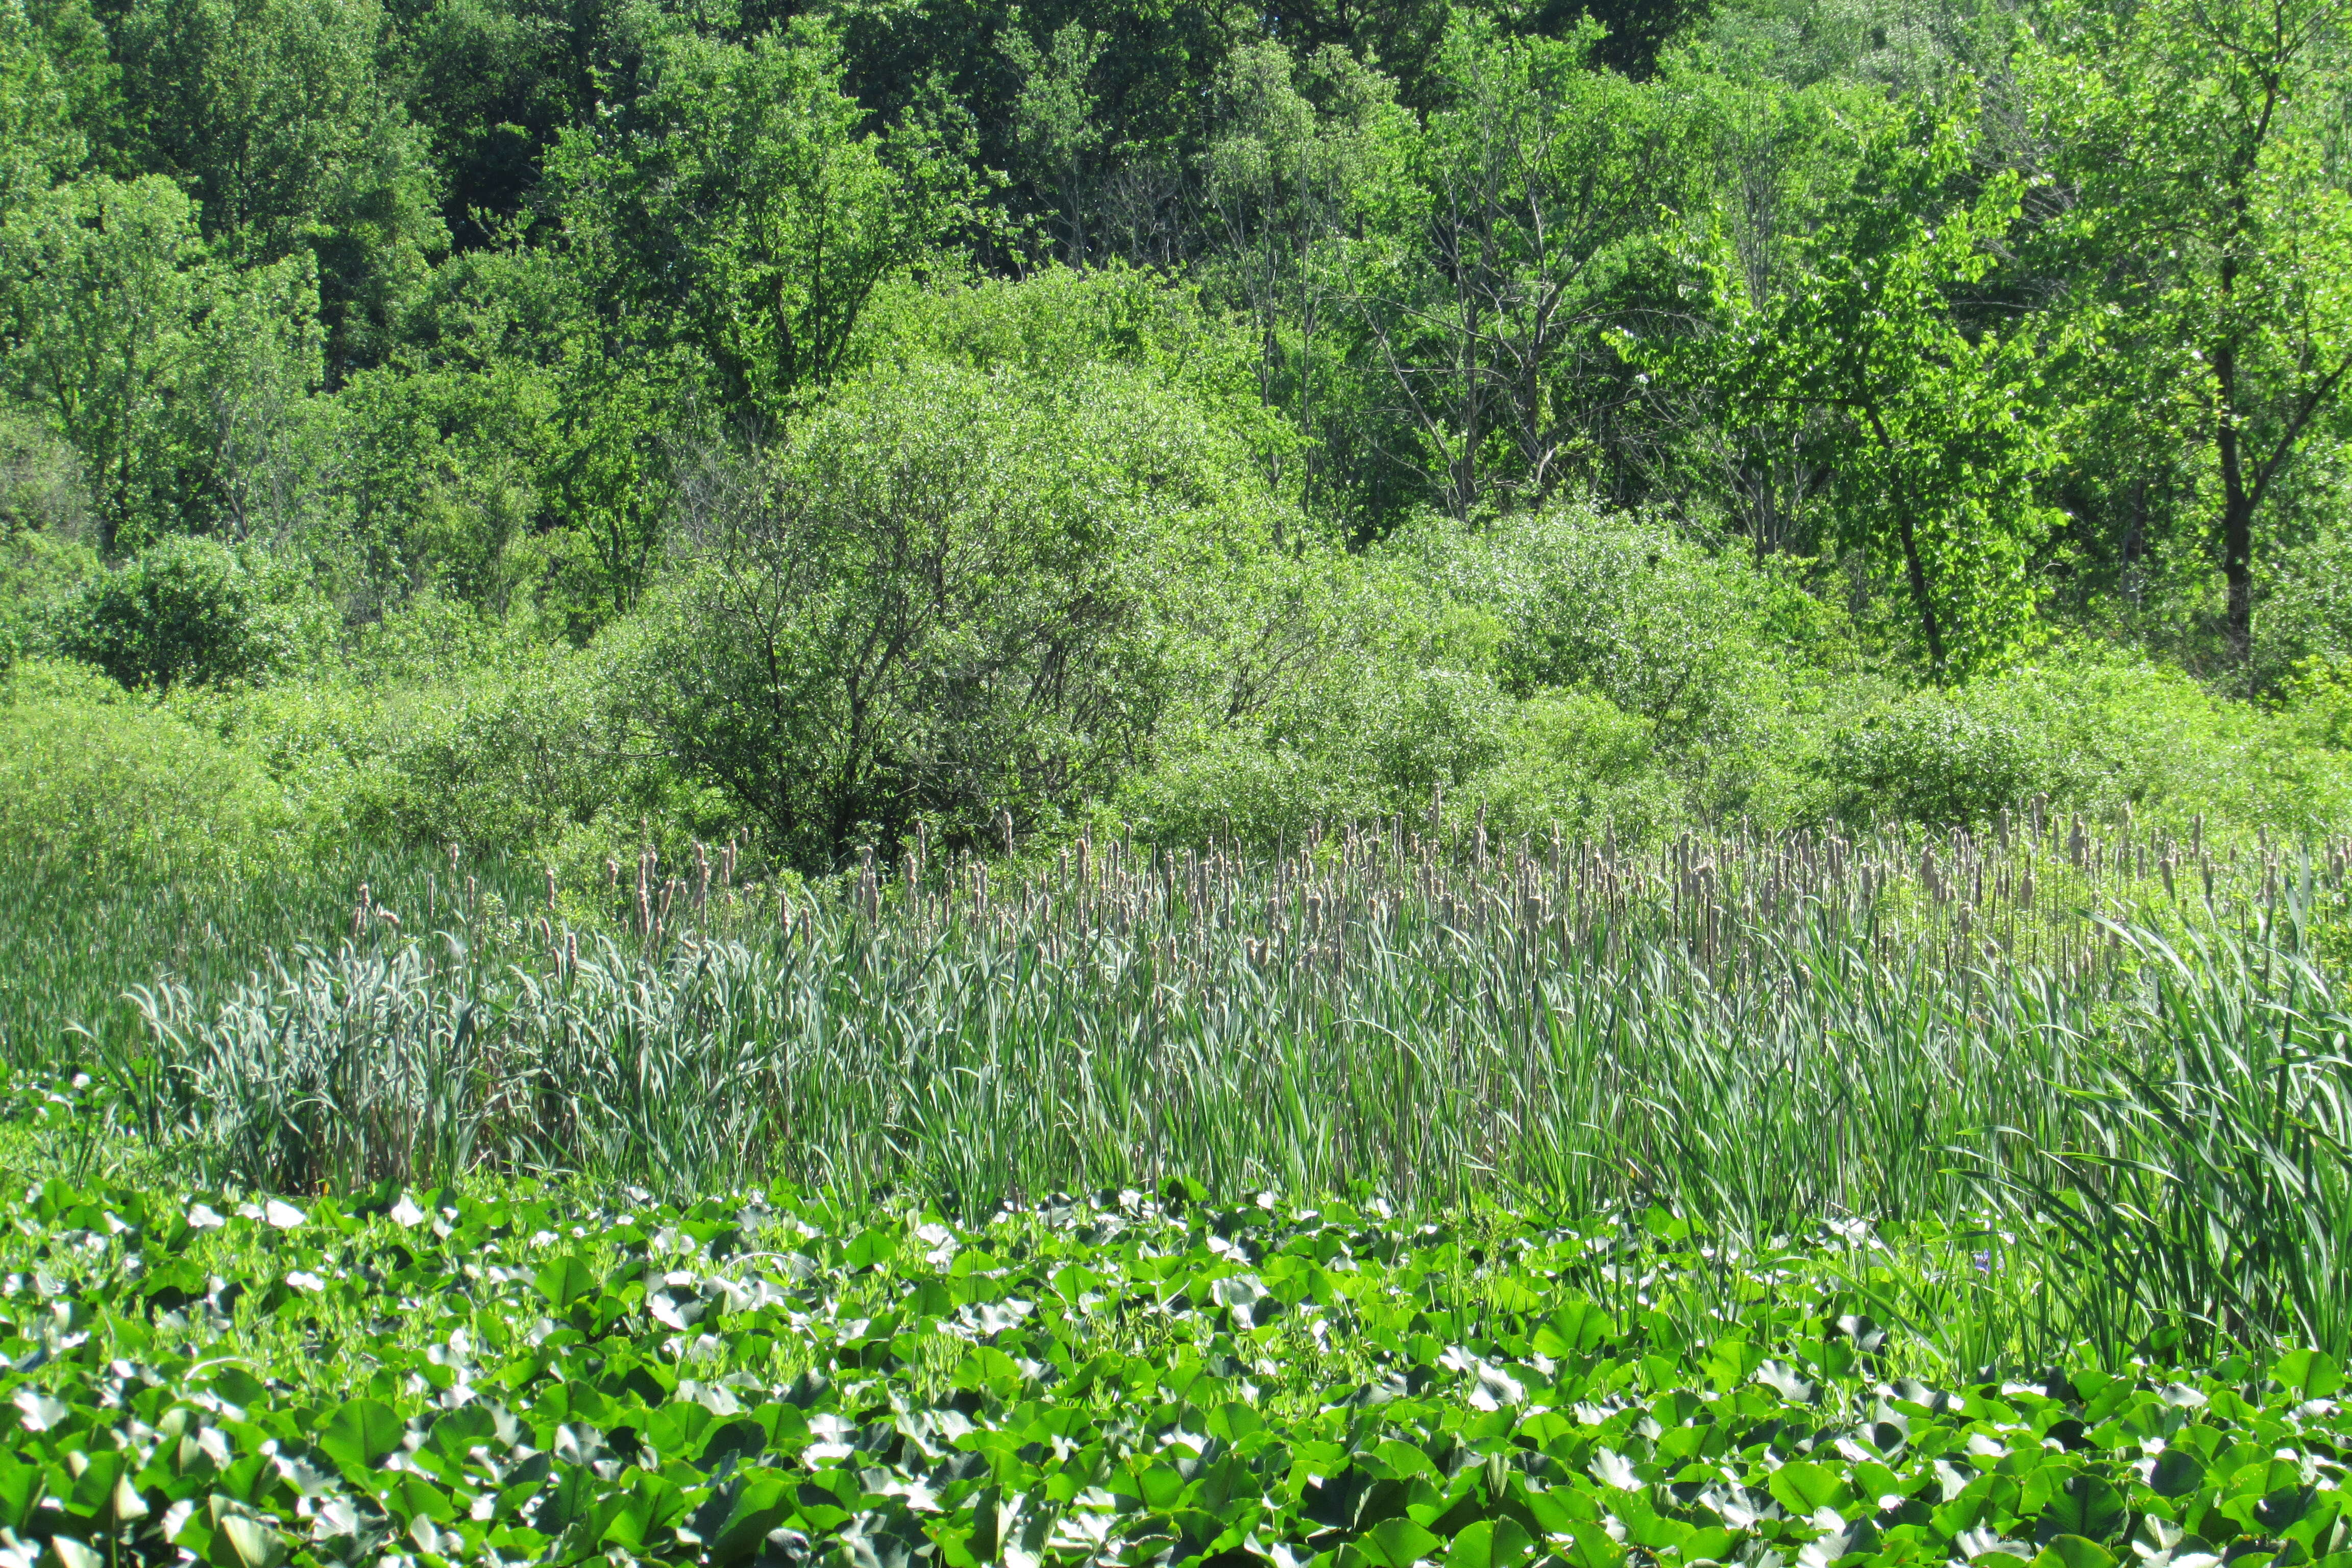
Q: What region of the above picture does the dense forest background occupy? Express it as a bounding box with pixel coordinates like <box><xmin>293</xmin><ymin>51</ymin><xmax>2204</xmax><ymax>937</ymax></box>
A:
<box><xmin>2</xmin><ymin>0</ymin><xmax>2350</xmax><ymax>881</ymax></box>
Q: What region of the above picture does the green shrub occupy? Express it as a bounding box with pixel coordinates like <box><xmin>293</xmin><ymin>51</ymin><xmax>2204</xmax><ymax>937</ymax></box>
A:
<box><xmin>55</xmin><ymin>534</ymin><xmax>330</xmax><ymax>691</ymax></box>
<box><xmin>2252</xmin><ymin>531</ymin><xmax>2352</xmax><ymax>696</ymax></box>
<box><xmin>0</xmin><ymin>407</ymin><xmax>90</xmax><ymax>539</ymax></box>
<box><xmin>0</xmin><ymin>529</ymin><xmax>98</xmax><ymax>676</ymax></box>
<box><xmin>1823</xmin><ymin>694</ymin><xmax>2043</xmax><ymax>827</ymax></box>
<box><xmin>0</xmin><ymin>657</ymin><xmax>294</xmax><ymax>881</ymax></box>
<box><xmin>166</xmin><ymin>613</ymin><xmax>716</xmax><ymax>868</ymax></box>
<box><xmin>1395</xmin><ymin>505</ymin><xmax>1818</xmax><ymax>747</ymax></box>
<box><xmin>857</xmin><ymin>266</ymin><xmax>1263</xmax><ymax>423</ymax></box>
<box><xmin>1473</xmin><ymin>690</ymin><xmax>1678</xmax><ymax>842</ymax></box>
<box><xmin>632</xmin><ymin>359</ymin><xmax>1299</xmax><ymax>867</ymax></box>
<box><xmin>355</xmin><ymin>646</ymin><xmax>652</xmax><ymax>855</ymax></box>
<box><xmin>1822</xmin><ymin>648</ymin><xmax>2352</xmax><ymax>835</ymax></box>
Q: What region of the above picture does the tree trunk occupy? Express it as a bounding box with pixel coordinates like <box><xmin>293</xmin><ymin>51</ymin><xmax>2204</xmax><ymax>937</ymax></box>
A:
<box><xmin>2214</xmin><ymin>340</ymin><xmax>2256</xmax><ymax>663</ymax></box>
<box><xmin>1865</xmin><ymin>409</ymin><xmax>1946</xmax><ymax>672</ymax></box>
<box><xmin>1894</xmin><ymin>504</ymin><xmax>1947</xmax><ymax>674</ymax></box>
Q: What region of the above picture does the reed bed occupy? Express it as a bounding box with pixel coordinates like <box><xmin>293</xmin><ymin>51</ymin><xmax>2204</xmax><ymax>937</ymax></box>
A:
<box><xmin>54</xmin><ymin>805</ymin><xmax>2348</xmax><ymax>1365</ymax></box>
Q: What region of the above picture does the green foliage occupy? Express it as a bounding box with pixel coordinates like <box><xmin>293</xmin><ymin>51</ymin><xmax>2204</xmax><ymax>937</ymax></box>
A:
<box><xmin>0</xmin><ymin>404</ymin><xmax>88</xmax><ymax>532</ymax></box>
<box><xmin>0</xmin><ymin>0</ymin><xmax>82</xmax><ymax>205</ymax></box>
<box><xmin>0</xmin><ymin>511</ymin><xmax>95</xmax><ymax>673</ymax></box>
<box><xmin>2251</xmin><ymin>532</ymin><xmax>2352</xmax><ymax>696</ymax></box>
<box><xmin>113</xmin><ymin>0</ymin><xmax>446</xmax><ymax>363</ymax></box>
<box><xmin>1825</xmin><ymin>691</ymin><xmax>2041</xmax><ymax>827</ymax></box>
<box><xmin>56</xmin><ymin>533</ymin><xmax>328</xmax><ymax>690</ymax></box>
<box><xmin>1128</xmin><ymin>507</ymin><xmax>1834</xmax><ymax>849</ymax></box>
<box><xmin>0</xmin><ymin>172</ymin><xmax>328</xmax><ymax>552</ymax></box>
<box><xmin>863</xmin><ymin>265</ymin><xmax>1259</xmax><ymax>413</ymax></box>
<box><xmin>631</xmin><ymin>358</ymin><xmax>1295</xmax><ymax>866</ymax></box>
<box><xmin>2028</xmin><ymin>0</ymin><xmax>2352</xmax><ymax>666</ymax></box>
<box><xmin>0</xmin><ymin>174</ymin><xmax>203</xmax><ymax>553</ymax></box>
<box><xmin>1823</xmin><ymin>651</ymin><xmax>2352</xmax><ymax>835</ymax></box>
<box><xmin>3</xmin><ymin>1174</ymin><xmax>2345</xmax><ymax>1568</ymax></box>
<box><xmin>547</xmin><ymin>18</ymin><xmax>979</xmax><ymax>430</ymax></box>
<box><xmin>1349</xmin><ymin>15</ymin><xmax>1693</xmax><ymax>520</ymax></box>
<box><xmin>344</xmin><ymin>644</ymin><xmax>663</xmax><ymax>858</ymax></box>
<box><xmin>0</xmin><ymin>655</ymin><xmax>293</xmax><ymax>878</ymax></box>
<box><xmin>1664</xmin><ymin>102</ymin><xmax>2065</xmax><ymax>678</ymax></box>
<box><xmin>1406</xmin><ymin>506</ymin><xmax>1801</xmax><ymax>743</ymax></box>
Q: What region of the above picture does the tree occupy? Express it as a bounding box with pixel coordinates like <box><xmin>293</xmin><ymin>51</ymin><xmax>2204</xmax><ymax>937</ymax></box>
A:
<box><xmin>0</xmin><ymin>175</ymin><xmax>199</xmax><ymax>554</ymax></box>
<box><xmin>1639</xmin><ymin>47</ymin><xmax>1866</xmax><ymax>560</ymax></box>
<box><xmin>0</xmin><ymin>173</ymin><xmax>327</xmax><ymax>554</ymax></box>
<box><xmin>0</xmin><ymin>0</ymin><xmax>83</xmax><ymax>207</ymax></box>
<box><xmin>177</xmin><ymin>248</ymin><xmax>327</xmax><ymax>541</ymax></box>
<box><xmin>391</xmin><ymin>0</ymin><xmax>631</xmax><ymax>247</ymax></box>
<box><xmin>1002</xmin><ymin>16</ymin><xmax>1109</xmax><ymax>266</ymax></box>
<box><xmin>632</xmin><ymin>360</ymin><xmax>1294</xmax><ymax>867</ymax></box>
<box><xmin>2031</xmin><ymin>0</ymin><xmax>2352</xmax><ymax>671</ymax></box>
<box><xmin>114</xmin><ymin>0</ymin><xmax>444</xmax><ymax>369</ymax></box>
<box><xmin>1660</xmin><ymin>105</ymin><xmax>2065</xmax><ymax>677</ymax></box>
<box><xmin>56</xmin><ymin>531</ymin><xmax>325</xmax><ymax>689</ymax></box>
<box><xmin>1202</xmin><ymin>39</ymin><xmax>1407</xmax><ymax>513</ymax></box>
<box><xmin>547</xmin><ymin>19</ymin><xmax>980</xmax><ymax>433</ymax></box>
<box><xmin>1345</xmin><ymin>17</ymin><xmax>1697</xmax><ymax>518</ymax></box>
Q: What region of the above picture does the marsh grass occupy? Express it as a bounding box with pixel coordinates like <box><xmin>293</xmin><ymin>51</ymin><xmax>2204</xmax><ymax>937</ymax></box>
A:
<box><xmin>9</xmin><ymin>810</ymin><xmax>2332</xmax><ymax>1367</ymax></box>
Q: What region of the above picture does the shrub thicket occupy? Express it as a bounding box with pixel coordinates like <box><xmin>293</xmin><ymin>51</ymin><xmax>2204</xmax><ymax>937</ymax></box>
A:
<box><xmin>56</xmin><ymin>535</ymin><xmax>328</xmax><ymax>691</ymax></box>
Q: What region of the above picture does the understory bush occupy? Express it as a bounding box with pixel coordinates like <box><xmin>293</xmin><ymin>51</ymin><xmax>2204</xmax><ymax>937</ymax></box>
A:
<box><xmin>627</xmin><ymin>359</ymin><xmax>1301</xmax><ymax>866</ymax></box>
<box><xmin>1824</xmin><ymin>649</ymin><xmax>2352</xmax><ymax>831</ymax></box>
<box><xmin>0</xmin><ymin>657</ymin><xmax>295</xmax><ymax>881</ymax></box>
<box><xmin>56</xmin><ymin>534</ymin><xmax>332</xmax><ymax>691</ymax></box>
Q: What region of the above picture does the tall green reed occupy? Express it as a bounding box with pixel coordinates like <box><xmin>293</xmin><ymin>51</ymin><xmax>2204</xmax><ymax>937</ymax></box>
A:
<box><xmin>98</xmin><ymin>815</ymin><xmax>2352</xmax><ymax>1367</ymax></box>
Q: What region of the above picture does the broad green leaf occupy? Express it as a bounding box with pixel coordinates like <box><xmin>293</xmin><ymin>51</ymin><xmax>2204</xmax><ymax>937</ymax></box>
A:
<box><xmin>208</xmin><ymin>1367</ymin><xmax>267</xmax><ymax>1408</ymax></box>
<box><xmin>707</xmin><ymin>1475</ymin><xmax>796</xmax><ymax>1562</ymax></box>
<box><xmin>2271</xmin><ymin>1351</ymin><xmax>2343</xmax><ymax>1401</ymax></box>
<box><xmin>534</xmin><ymin>1465</ymin><xmax>598</xmax><ymax>1533</ymax></box>
<box><xmin>2255</xmin><ymin>1485</ymin><xmax>2319</xmax><ymax>1533</ymax></box>
<box><xmin>2031</xmin><ymin>1536</ymin><xmax>2115</xmax><ymax>1568</ymax></box>
<box><xmin>1447</xmin><ymin>1518</ymin><xmax>1534</xmax><ymax>1568</ymax></box>
<box><xmin>318</xmin><ymin>1398</ymin><xmax>405</xmax><ymax>1471</ymax></box>
<box><xmin>1373</xmin><ymin>1439</ymin><xmax>1440</xmax><ymax>1481</ymax></box>
<box><xmin>842</xmin><ymin>1227</ymin><xmax>895</xmax><ymax>1271</ymax></box>
<box><xmin>64</xmin><ymin>1451</ymin><xmax>127</xmax><ymax>1521</ymax></box>
<box><xmin>1210</xmin><ymin>1401</ymin><xmax>1262</xmax><ymax>1443</ymax></box>
<box><xmin>1562</xmin><ymin>1519</ymin><xmax>1627</xmax><ymax>1568</ymax></box>
<box><xmin>1704</xmin><ymin>1339</ymin><xmax>1766</xmax><ymax>1388</ymax></box>
<box><xmin>2039</xmin><ymin>1476</ymin><xmax>2126</xmax><ymax>1546</ymax></box>
<box><xmin>2150</xmin><ymin>1450</ymin><xmax>2206</xmax><ymax>1499</ymax></box>
<box><xmin>212</xmin><ymin>1516</ymin><xmax>285</xmax><ymax>1568</ymax></box>
<box><xmin>534</xmin><ymin>1254</ymin><xmax>597</xmax><ymax>1308</ymax></box>
<box><xmin>0</xmin><ymin>1455</ymin><xmax>44</xmax><ymax>1529</ymax></box>
<box><xmin>1532</xmin><ymin>1302</ymin><xmax>1612</xmax><ymax>1358</ymax></box>
<box><xmin>1360</xmin><ymin>1516</ymin><xmax>1444</xmax><ymax>1567</ymax></box>
<box><xmin>1769</xmin><ymin>1461</ymin><xmax>1851</xmax><ymax>1517</ymax></box>
<box><xmin>389</xmin><ymin>1473</ymin><xmax>457</xmax><ymax>1525</ymax></box>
